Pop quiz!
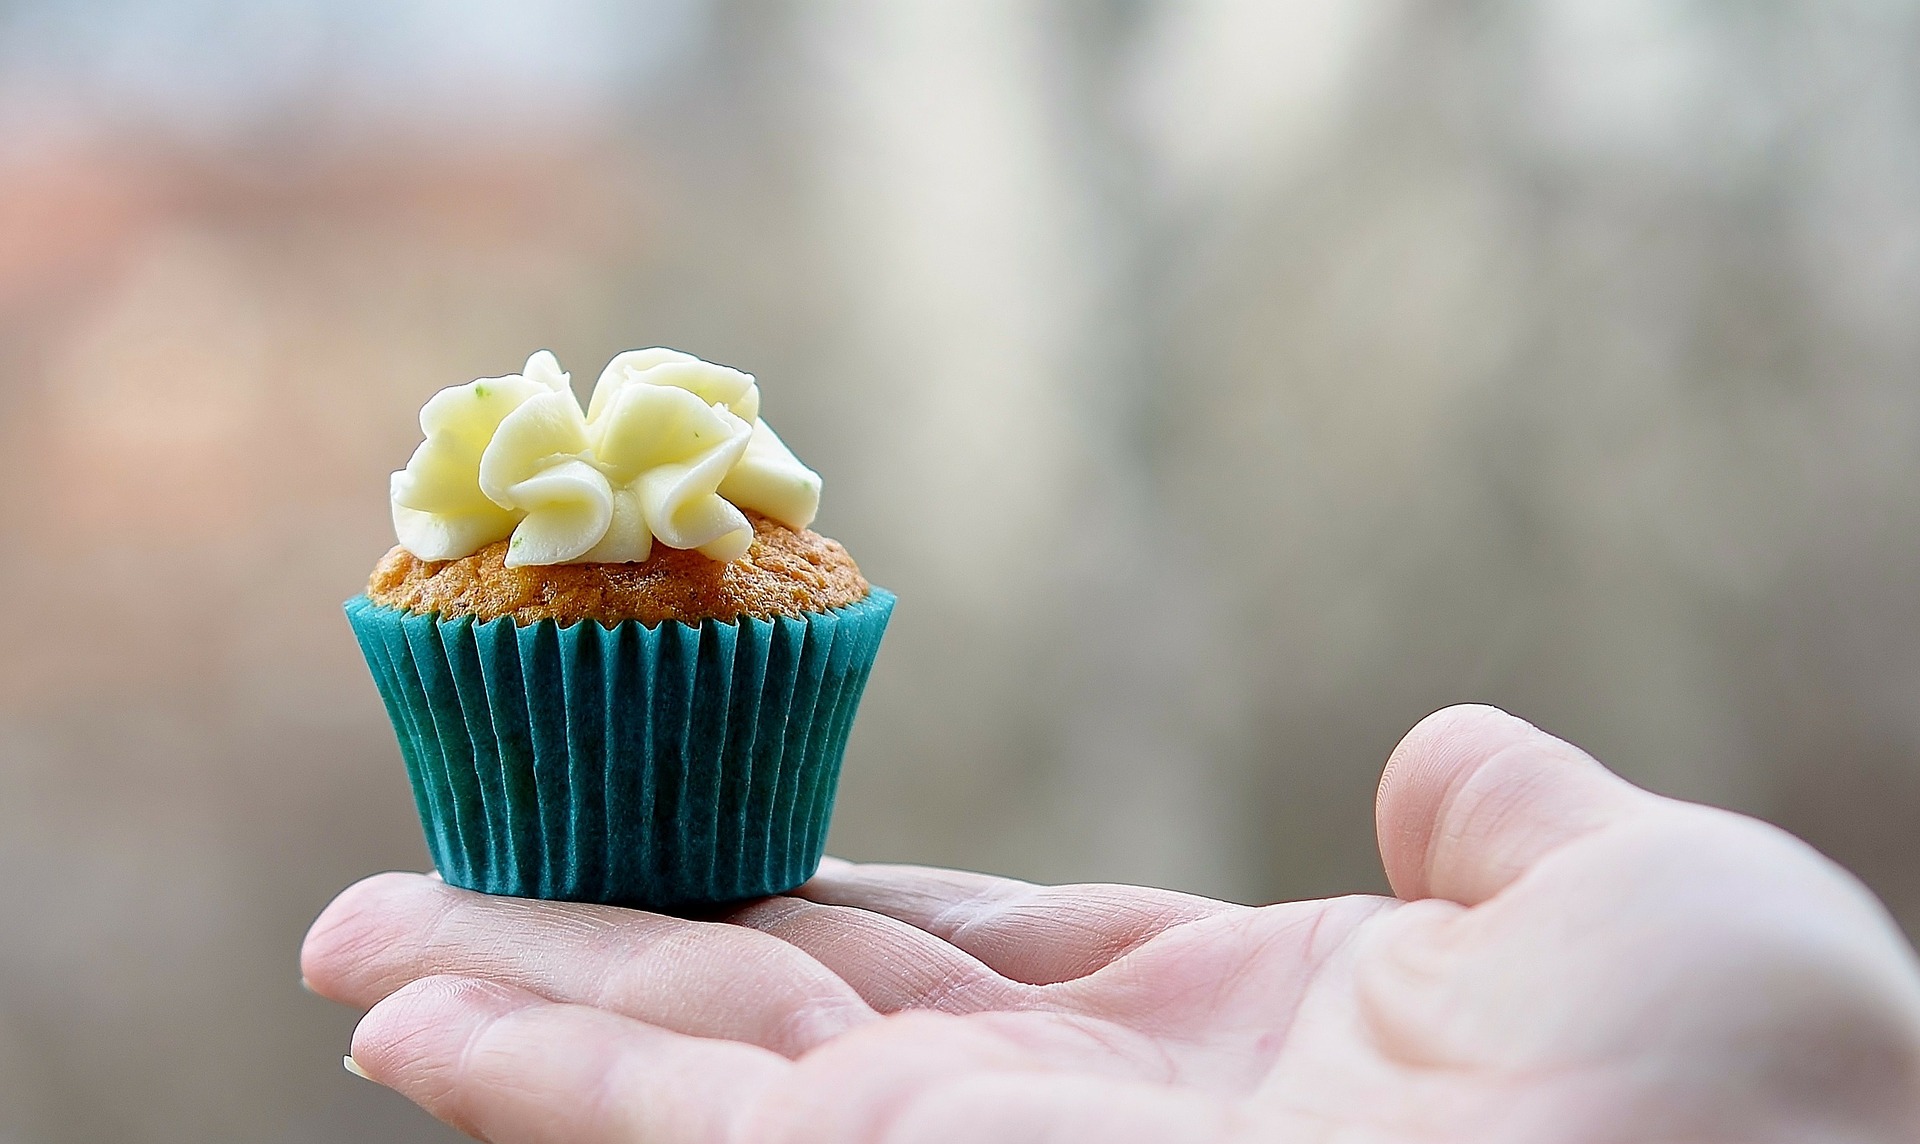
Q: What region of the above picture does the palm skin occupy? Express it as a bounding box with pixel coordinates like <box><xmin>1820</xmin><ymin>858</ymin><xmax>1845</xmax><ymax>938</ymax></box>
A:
<box><xmin>303</xmin><ymin>706</ymin><xmax>1920</xmax><ymax>1143</ymax></box>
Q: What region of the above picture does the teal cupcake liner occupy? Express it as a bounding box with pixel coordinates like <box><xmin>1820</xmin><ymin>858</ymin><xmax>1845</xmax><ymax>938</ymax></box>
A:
<box><xmin>343</xmin><ymin>588</ymin><xmax>893</xmax><ymax>910</ymax></box>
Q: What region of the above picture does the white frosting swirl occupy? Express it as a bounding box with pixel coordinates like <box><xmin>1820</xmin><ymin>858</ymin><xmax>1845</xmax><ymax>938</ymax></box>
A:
<box><xmin>390</xmin><ymin>349</ymin><xmax>822</xmax><ymax>567</ymax></box>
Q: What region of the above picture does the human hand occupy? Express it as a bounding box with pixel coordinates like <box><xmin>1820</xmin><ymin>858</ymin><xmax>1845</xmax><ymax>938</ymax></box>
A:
<box><xmin>302</xmin><ymin>705</ymin><xmax>1920</xmax><ymax>1142</ymax></box>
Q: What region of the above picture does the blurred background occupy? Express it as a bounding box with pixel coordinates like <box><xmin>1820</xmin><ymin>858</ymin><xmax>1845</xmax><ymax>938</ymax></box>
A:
<box><xmin>1</xmin><ymin>0</ymin><xmax>1918</xmax><ymax>1138</ymax></box>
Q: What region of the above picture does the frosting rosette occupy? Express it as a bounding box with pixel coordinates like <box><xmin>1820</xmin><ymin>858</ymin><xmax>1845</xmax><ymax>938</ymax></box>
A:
<box><xmin>389</xmin><ymin>349</ymin><xmax>822</xmax><ymax>566</ymax></box>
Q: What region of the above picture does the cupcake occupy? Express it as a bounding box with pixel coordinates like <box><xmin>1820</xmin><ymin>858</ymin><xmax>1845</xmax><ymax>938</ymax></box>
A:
<box><xmin>344</xmin><ymin>348</ymin><xmax>893</xmax><ymax>910</ymax></box>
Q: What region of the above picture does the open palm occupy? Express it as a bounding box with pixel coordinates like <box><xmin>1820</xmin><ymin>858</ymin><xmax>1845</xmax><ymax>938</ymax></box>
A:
<box><xmin>303</xmin><ymin>705</ymin><xmax>1920</xmax><ymax>1142</ymax></box>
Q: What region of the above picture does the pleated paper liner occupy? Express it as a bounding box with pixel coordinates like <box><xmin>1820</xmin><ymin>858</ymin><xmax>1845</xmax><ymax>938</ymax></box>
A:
<box><xmin>344</xmin><ymin>588</ymin><xmax>893</xmax><ymax>910</ymax></box>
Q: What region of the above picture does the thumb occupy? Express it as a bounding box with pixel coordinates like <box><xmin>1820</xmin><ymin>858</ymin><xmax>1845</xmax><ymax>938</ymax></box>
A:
<box><xmin>1375</xmin><ymin>704</ymin><xmax>1649</xmax><ymax>905</ymax></box>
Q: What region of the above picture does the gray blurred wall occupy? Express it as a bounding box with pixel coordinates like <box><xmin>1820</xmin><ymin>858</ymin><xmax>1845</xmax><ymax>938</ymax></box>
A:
<box><xmin>1</xmin><ymin>2</ymin><xmax>1918</xmax><ymax>1140</ymax></box>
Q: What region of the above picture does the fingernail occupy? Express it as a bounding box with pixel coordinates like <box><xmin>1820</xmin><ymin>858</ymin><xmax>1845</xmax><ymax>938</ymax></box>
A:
<box><xmin>300</xmin><ymin>977</ymin><xmax>316</xmax><ymax>995</ymax></box>
<box><xmin>343</xmin><ymin>1055</ymin><xmax>371</xmax><ymax>1081</ymax></box>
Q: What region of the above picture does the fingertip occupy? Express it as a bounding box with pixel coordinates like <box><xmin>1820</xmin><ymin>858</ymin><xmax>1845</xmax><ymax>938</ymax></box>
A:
<box><xmin>1376</xmin><ymin>705</ymin><xmax>1533</xmax><ymax>891</ymax></box>
<box><xmin>1379</xmin><ymin>704</ymin><xmax>1533</xmax><ymax>807</ymax></box>
<box><xmin>1378</xmin><ymin>705</ymin><xmax>1532</xmax><ymax>803</ymax></box>
<box><xmin>351</xmin><ymin>975</ymin><xmax>534</xmax><ymax>1082</ymax></box>
<box><xmin>348</xmin><ymin>975</ymin><xmax>542</xmax><ymax>1137</ymax></box>
<box><xmin>301</xmin><ymin>871</ymin><xmax>450</xmax><ymax>1003</ymax></box>
<box><xmin>1375</xmin><ymin>704</ymin><xmax>1637</xmax><ymax>905</ymax></box>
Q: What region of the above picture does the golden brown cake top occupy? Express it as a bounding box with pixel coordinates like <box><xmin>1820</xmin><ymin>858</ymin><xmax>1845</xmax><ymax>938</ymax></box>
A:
<box><xmin>366</xmin><ymin>513</ymin><xmax>869</xmax><ymax>626</ymax></box>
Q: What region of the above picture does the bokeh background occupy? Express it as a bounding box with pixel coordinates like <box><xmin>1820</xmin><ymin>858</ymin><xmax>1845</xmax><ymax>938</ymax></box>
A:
<box><xmin>2</xmin><ymin>1</ymin><xmax>1918</xmax><ymax>1139</ymax></box>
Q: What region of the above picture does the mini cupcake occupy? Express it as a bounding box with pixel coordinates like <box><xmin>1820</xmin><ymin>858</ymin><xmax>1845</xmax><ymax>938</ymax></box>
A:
<box><xmin>345</xmin><ymin>349</ymin><xmax>893</xmax><ymax>910</ymax></box>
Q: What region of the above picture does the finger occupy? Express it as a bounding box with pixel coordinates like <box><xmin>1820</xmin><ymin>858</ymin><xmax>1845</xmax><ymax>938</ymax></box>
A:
<box><xmin>1375</xmin><ymin>703</ymin><xmax>1650</xmax><ymax>905</ymax></box>
<box><xmin>729</xmin><ymin>896</ymin><xmax>1034</xmax><ymax>1013</ymax></box>
<box><xmin>303</xmin><ymin>872</ymin><xmax>874</xmax><ymax>1056</ymax></box>
<box><xmin>351</xmin><ymin>974</ymin><xmax>784</xmax><ymax>1144</ymax></box>
<box><xmin>795</xmin><ymin>861</ymin><xmax>1241</xmax><ymax>984</ymax></box>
